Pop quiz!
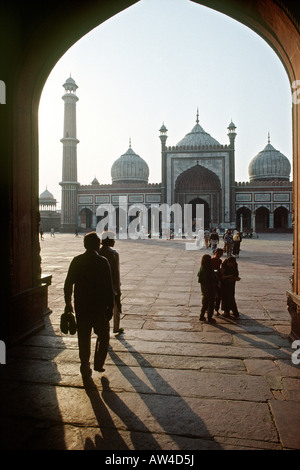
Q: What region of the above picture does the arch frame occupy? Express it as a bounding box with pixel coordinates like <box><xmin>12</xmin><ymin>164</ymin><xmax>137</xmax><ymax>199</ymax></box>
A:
<box><xmin>1</xmin><ymin>0</ymin><xmax>300</xmax><ymax>344</ymax></box>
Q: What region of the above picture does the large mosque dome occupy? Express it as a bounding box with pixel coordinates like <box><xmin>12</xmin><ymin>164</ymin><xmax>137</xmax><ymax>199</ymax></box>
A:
<box><xmin>176</xmin><ymin>112</ymin><xmax>220</xmax><ymax>147</ymax></box>
<box><xmin>111</xmin><ymin>143</ymin><xmax>149</xmax><ymax>184</ymax></box>
<box><xmin>248</xmin><ymin>136</ymin><xmax>291</xmax><ymax>182</ymax></box>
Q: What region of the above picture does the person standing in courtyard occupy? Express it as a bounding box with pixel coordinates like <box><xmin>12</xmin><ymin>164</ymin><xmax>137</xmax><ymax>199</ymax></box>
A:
<box><xmin>64</xmin><ymin>231</ymin><xmax>114</xmax><ymax>385</ymax></box>
<box><xmin>99</xmin><ymin>230</ymin><xmax>124</xmax><ymax>335</ymax></box>
<box><xmin>197</xmin><ymin>254</ymin><xmax>217</xmax><ymax>324</ymax></box>
<box><xmin>232</xmin><ymin>231</ymin><xmax>241</xmax><ymax>257</ymax></box>
<box><xmin>223</xmin><ymin>229</ymin><xmax>233</xmax><ymax>256</ymax></box>
<box><xmin>221</xmin><ymin>256</ymin><xmax>240</xmax><ymax>318</ymax></box>
<box><xmin>209</xmin><ymin>228</ymin><xmax>219</xmax><ymax>254</ymax></box>
<box><xmin>211</xmin><ymin>248</ymin><xmax>223</xmax><ymax>315</ymax></box>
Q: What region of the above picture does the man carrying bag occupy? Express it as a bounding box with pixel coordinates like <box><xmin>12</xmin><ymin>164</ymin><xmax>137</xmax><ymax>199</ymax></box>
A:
<box><xmin>64</xmin><ymin>232</ymin><xmax>114</xmax><ymax>385</ymax></box>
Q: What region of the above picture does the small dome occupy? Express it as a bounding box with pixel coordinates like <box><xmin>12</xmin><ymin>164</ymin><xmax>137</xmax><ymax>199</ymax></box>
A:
<box><xmin>228</xmin><ymin>120</ymin><xmax>236</xmax><ymax>130</ymax></box>
<box><xmin>248</xmin><ymin>137</ymin><xmax>291</xmax><ymax>182</ymax></box>
<box><xmin>39</xmin><ymin>188</ymin><xmax>55</xmax><ymax>200</ymax></box>
<box><xmin>63</xmin><ymin>76</ymin><xmax>78</xmax><ymax>92</ymax></box>
<box><xmin>159</xmin><ymin>123</ymin><xmax>168</xmax><ymax>133</ymax></box>
<box><xmin>111</xmin><ymin>144</ymin><xmax>149</xmax><ymax>184</ymax></box>
<box><xmin>175</xmin><ymin>164</ymin><xmax>221</xmax><ymax>191</ymax></box>
<box><xmin>91</xmin><ymin>177</ymin><xmax>99</xmax><ymax>185</ymax></box>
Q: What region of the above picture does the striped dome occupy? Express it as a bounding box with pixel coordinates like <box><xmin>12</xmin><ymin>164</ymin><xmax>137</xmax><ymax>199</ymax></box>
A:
<box><xmin>248</xmin><ymin>139</ymin><xmax>291</xmax><ymax>182</ymax></box>
<box><xmin>111</xmin><ymin>145</ymin><xmax>149</xmax><ymax>184</ymax></box>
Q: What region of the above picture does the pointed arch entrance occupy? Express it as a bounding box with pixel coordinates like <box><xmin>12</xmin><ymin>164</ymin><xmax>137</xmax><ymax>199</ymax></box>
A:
<box><xmin>236</xmin><ymin>206</ymin><xmax>251</xmax><ymax>232</ymax></box>
<box><xmin>189</xmin><ymin>197</ymin><xmax>210</xmax><ymax>229</ymax></box>
<box><xmin>2</xmin><ymin>0</ymin><xmax>300</xmax><ymax>345</ymax></box>
<box><xmin>274</xmin><ymin>206</ymin><xmax>289</xmax><ymax>229</ymax></box>
<box><xmin>175</xmin><ymin>164</ymin><xmax>221</xmax><ymax>227</ymax></box>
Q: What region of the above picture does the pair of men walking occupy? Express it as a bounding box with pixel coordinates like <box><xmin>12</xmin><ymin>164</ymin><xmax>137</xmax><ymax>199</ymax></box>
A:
<box><xmin>64</xmin><ymin>231</ymin><xmax>123</xmax><ymax>386</ymax></box>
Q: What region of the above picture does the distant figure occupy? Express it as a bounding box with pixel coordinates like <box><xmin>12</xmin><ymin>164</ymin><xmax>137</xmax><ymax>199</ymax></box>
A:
<box><xmin>40</xmin><ymin>229</ymin><xmax>44</xmax><ymax>241</ymax></box>
<box><xmin>197</xmin><ymin>254</ymin><xmax>217</xmax><ymax>324</ymax></box>
<box><xmin>223</xmin><ymin>229</ymin><xmax>233</xmax><ymax>256</ymax></box>
<box><xmin>233</xmin><ymin>231</ymin><xmax>241</xmax><ymax>257</ymax></box>
<box><xmin>50</xmin><ymin>227</ymin><xmax>55</xmax><ymax>237</ymax></box>
<box><xmin>221</xmin><ymin>256</ymin><xmax>240</xmax><ymax>318</ymax></box>
<box><xmin>64</xmin><ymin>231</ymin><xmax>114</xmax><ymax>386</ymax></box>
<box><xmin>75</xmin><ymin>228</ymin><xmax>79</xmax><ymax>237</ymax></box>
<box><xmin>99</xmin><ymin>231</ymin><xmax>124</xmax><ymax>335</ymax></box>
<box><xmin>209</xmin><ymin>228</ymin><xmax>219</xmax><ymax>253</ymax></box>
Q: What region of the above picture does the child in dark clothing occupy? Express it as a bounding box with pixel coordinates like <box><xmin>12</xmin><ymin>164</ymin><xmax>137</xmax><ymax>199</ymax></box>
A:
<box><xmin>197</xmin><ymin>254</ymin><xmax>217</xmax><ymax>324</ymax></box>
<box><xmin>211</xmin><ymin>248</ymin><xmax>223</xmax><ymax>315</ymax></box>
<box><xmin>221</xmin><ymin>256</ymin><xmax>241</xmax><ymax>318</ymax></box>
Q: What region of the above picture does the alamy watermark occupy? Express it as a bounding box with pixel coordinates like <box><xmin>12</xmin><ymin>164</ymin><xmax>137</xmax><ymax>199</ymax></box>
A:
<box><xmin>292</xmin><ymin>340</ymin><xmax>300</xmax><ymax>365</ymax></box>
<box><xmin>0</xmin><ymin>340</ymin><xmax>6</xmax><ymax>364</ymax></box>
<box><xmin>292</xmin><ymin>80</ymin><xmax>300</xmax><ymax>105</ymax></box>
<box><xmin>0</xmin><ymin>80</ymin><xmax>6</xmax><ymax>104</ymax></box>
<box><xmin>96</xmin><ymin>202</ymin><xmax>205</xmax><ymax>250</ymax></box>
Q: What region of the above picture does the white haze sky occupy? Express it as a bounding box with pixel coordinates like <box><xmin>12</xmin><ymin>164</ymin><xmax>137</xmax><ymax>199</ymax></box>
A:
<box><xmin>38</xmin><ymin>0</ymin><xmax>293</xmax><ymax>208</ymax></box>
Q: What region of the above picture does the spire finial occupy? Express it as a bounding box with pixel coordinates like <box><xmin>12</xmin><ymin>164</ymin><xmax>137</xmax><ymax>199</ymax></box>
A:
<box><xmin>268</xmin><ymin>132</ymin><xmax>270</xmax><ymax>144</ymax></box>
<box><xmin>196</xmin><ymin>108</ymin><xmax>199</xmax><ymax>124</ymax></box>
<box><xmin>129</xmin><ymin>137</ymin><xmax>132</xmax><ymax>148</ymax></box>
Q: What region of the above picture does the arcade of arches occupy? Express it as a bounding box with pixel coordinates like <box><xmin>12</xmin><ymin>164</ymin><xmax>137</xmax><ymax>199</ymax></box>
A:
<box><xmin>1</xmin><ymin>0</ymin><xmax>300</xmax><ymax>347</ymax></box>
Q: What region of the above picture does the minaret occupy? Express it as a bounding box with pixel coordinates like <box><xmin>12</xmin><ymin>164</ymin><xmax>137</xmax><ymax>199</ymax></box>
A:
<box><xmin>159</xmin><ymin>123</ymin><xmax>168</xmax><ymax>204</ymax></box>
<box><xmin>59</xmin><ymin>76</ymin><xmax>80</xmax><ymax>232</ymax></box>
<box><xmin>227</xmin><ymin>120</ymin><xmax>237</xmax><ymax>226</ymax></box>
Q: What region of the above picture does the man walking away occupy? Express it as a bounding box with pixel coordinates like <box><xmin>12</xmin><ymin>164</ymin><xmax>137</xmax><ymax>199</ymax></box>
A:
<box><xmin>64</xmin><ymin>232</ymin><xmax>114</xmax><ymax>386</ymax></box>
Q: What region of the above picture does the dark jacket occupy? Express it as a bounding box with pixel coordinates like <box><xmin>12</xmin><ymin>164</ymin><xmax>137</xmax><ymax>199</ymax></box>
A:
<box><xmin>99</xmin><ymin>245</ymin><xmax>121</xmax><ymax>295</ymax></box>
<box><xmin>64</xmin><ymin>249</ymin><xmax>114</xmax><ymax>318</ymax></box>
<box><xmin>198</xmin><ymin>267</ymin><xmax>217</xmax><ymax>296</ymax></box>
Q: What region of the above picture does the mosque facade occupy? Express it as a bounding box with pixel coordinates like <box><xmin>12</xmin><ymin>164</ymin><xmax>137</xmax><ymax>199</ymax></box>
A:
<box><xmin>40</xmin><ymin>77</ymin><xmax>293</xmax><ymax>235</ymax></box>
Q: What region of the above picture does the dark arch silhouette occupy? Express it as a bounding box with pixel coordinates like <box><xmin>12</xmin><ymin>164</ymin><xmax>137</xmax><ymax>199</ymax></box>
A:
<box><xmin>1</xmin><ymin>0</ymin><xmax>299</xmax><ymax>344</ymax></box>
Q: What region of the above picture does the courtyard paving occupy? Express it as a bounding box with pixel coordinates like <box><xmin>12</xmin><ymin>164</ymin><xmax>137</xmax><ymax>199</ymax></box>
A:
<box><xmin>1</xmin><ymin>233</ymin><xmax>300</xmax><ymax>451</ymax></box>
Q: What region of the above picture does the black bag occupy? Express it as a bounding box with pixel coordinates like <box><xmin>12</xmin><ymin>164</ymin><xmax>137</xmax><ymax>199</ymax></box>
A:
<box><xmin>60</xmin><ymin>308</ymin><xmax>77</xmax><ymax>335</ymax></box>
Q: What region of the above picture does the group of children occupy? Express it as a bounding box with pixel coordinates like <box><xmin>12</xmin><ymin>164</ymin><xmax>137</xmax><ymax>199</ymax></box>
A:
<box><xmin>197</xmin><ymin>248</ymin><xmax>240</xmax><ymax>323</ymax></box>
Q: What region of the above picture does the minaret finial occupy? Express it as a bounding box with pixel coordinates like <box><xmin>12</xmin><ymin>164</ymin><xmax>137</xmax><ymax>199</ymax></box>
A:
<box><xmin>196</xmin><ymin>108</ymin><xmax>199</xmax><ymax>124</ymax></box>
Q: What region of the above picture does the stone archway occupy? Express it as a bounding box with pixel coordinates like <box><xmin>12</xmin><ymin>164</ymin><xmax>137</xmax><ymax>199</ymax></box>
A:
<box><xmin>2</xmin><ymin>0</ymin><xmax>300</xmax><ymax>344</ymax></box>
<box><xmin>189</xmin><ymin>197</ymin><xmax>210</xmax><ymax>229</ymax></box>
<box><xmin>256</xmin><ymin>206</ymin><xmax>270</xmax><ymax>230</ymax></box>
<box><xmin>79</xmin><ymin>207</ymin><xmax>93</xmax><ymax>230</ymax></box>
<box><xmin>274</xmin><ymin>206</ymin><xmax>289</xmax><ymax>229</ymax></box>
<box><xmin>236</xmin><ymin>206</ymin><xmax>252</xmax><ymax>232</ymax></box>
<box><xmin>175</xmin><ymin>164</ymin><xmax>221</xmax><ymax>226</ymax></box>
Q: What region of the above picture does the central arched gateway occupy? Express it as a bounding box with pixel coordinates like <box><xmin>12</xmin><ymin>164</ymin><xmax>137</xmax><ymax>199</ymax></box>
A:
<box><xmin>2</xmin><ymin>0</ymin><xmax>300</xmax><ymax>345</ymax></box>
<box><xmin>175</xmin><ymin>164</ymin><xmax>221</xmax><ymax>227</ymax></box>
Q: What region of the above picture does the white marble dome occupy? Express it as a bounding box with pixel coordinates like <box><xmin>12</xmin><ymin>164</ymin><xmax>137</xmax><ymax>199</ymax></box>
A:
<box><xmin>176</xmin><ymin>113</ymin><xmax>220</xmax><ymax>147</ymax></box>
<box><xmin>111</xmin><ymin>144</ymin><xmax>149</xmax><ymax>184</ymax></box>
<box><xmin>39</xmin><ymin>188</ymin><xmax>55</xmax><ymax>200</ymax></box>
<box><xmin>248</xmin><ymin>137</ymin><xmax>291</xmax><ymax>181</ymax></box>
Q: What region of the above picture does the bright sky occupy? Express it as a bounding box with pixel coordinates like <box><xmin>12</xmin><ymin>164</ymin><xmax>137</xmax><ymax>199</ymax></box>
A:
<box><xmin>38</xmin><ymin>0</ymin><xmax>293</xmax><ymax>209</ymax></box>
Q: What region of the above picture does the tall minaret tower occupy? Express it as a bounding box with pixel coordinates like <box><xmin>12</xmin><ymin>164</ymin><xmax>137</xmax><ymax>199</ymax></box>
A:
<box><xmin>59</xmin><ymin>76</ymin><xmax>80</xmax><ymax>232</ymax></box>
<box><xmin>227</xmin><ymin>120</ymin><xmax>237</xmax><ymax>226</ymax></box>
<box><xmin>159</xmin><ymin>123</ymin><xmax>168</xmax><ymax>204</ymax></box>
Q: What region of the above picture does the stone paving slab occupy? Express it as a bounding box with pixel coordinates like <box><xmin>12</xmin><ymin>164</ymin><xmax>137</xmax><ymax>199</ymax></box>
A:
<box><xmin>1</xmin><ymin>233</ymin><xmax>300</xmax><ymax>451</ymax></box>
<box><xmin>1</xmin><ymin>382</ymin><xmax>279</xmax><ymax>445</ymax></box>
